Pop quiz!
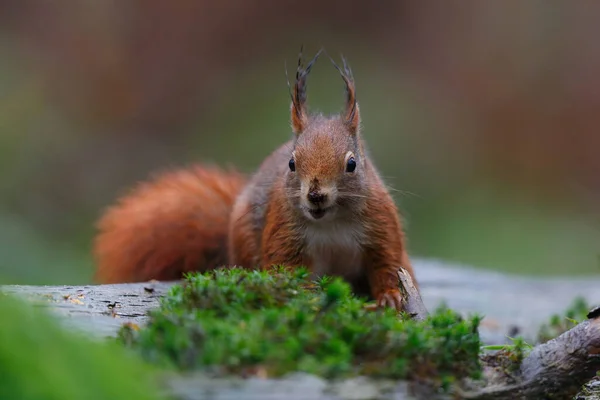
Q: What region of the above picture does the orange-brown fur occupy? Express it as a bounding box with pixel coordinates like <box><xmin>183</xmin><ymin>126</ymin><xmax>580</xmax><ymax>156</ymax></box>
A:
<box><xmin>93</xmin><ymin>165</ymin><xmax>246</xmax><ymax>283</ymax></box>
<box><xmin>93</xmin><ymin>48</ymin><xmax>418</xmax><ymax>310</ymax></box>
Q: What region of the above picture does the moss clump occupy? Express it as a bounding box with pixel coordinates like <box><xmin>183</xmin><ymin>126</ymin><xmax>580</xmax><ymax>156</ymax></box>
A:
<box><xmin>118</xmin><ymin>266</ymin><xmax>482</xmax><ymax>388</ymax></box>
<box><xmin>0</xmin><ymin>293</ymin><xmax>161</xmax><ymax>400</ymax></box>
<box><xmin>480</xmin><ymin>336</ymin><xmax>534</xmax><ymax>376</ymax></box>
<box><xmin>537</xmin><ymin>296</ymin><xmax>590</xmax><ymax>343</ymax></box>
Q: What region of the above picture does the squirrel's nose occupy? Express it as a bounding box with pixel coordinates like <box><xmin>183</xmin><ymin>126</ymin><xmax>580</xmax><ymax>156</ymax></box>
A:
<box><xmin>307</xmin><ymin>191</ymin><xmax>326</xmax><ymax>206</ymax></box>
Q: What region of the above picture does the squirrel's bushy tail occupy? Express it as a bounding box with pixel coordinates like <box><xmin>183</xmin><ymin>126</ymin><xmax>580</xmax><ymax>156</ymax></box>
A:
<box><xmin>93</xmin><ymin>165</ymin><xmax>246</xmax><ymax>283</ymax></box>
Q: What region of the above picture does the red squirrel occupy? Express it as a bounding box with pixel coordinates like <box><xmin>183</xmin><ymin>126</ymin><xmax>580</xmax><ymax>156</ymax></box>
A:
<box><xmin>93</xmin><ymin>48</ymin><xmax>418</xmax><ymax>310</ymax></box>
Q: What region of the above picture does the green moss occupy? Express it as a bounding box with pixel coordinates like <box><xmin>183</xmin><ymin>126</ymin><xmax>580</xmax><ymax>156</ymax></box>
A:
<box><xmin>537</xmin><ymin>296</ymin><xmax>590</xmax><ymax>343</ymax></box>
<box><xmin>480</xmin><ymin>336</ymin><xmax>534</xmax><ymax>374</ymax></box>
<box><xmin>0</xmin><ymin>293</ymin><xmax>161</xmax><ymax>400</ymax></box>
<box><xmin>118</xmin><ymin>266</ymin><xmax>483</xmax><ymax>388</ymax></box>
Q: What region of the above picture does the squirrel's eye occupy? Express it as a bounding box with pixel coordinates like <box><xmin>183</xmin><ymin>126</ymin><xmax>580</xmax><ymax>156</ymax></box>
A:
<box><xmin>346</xmin><ymin>157</ymin><xmax>356</xmax><ymax>173</ymax></box>
<box><xmin>288</xmin><ymin>158</ymin><xmax>296</xmax><ymax>172</ymax></box>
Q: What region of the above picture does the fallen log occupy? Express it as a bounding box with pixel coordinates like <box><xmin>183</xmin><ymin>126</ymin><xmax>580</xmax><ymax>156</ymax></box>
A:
<box><xmin>2</xmin><ymin>259</ymin><xmax>599</xmax><ymax>345</ymax></box>
<box><xmin>459</xmin><ymin>310</ymin><xmax>600</xmax><ymax>400</ymax></box>
<box><xmin>1</xmin><ymin>263</ymin><xmax>599</xmax><ymax>399</ymax></box>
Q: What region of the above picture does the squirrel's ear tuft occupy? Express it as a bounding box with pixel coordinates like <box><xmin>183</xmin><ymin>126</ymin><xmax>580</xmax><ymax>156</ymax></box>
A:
<box><xmin>329</xmin><ymin>54</ymin><xmax>360</xmax><ymax>135</ymax></box>
<box><xmin>286</xmin><ymin>46</ymin><xmax>323</xmax><ymax>134</ymax></box>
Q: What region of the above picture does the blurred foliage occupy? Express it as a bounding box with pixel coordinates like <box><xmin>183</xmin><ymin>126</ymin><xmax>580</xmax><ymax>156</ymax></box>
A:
<box><xmin>0</xmin><ymin>1</ymin><xmax>598</xmax><ymax>284</ymax></box>
<box><xmin>0</xmin><ymin>292</ymin><xmax>161</xmax><ymax>400</ymax></box>
<box><xmin>119</xmin><ymin>266</ymin><xmax>483</xmax><ymax>390</ymax></box>
<box><xmin>537</xmin><ymin>296</ymin><xmax>591</xmax><ymax>343</ymax></box>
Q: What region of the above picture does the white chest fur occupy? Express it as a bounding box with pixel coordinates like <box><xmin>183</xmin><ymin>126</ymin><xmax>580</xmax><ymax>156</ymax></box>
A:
<box><xmin>303</xmin><ymin>220</ymin><xmax>365</xmax><ymax>280</ymax></box>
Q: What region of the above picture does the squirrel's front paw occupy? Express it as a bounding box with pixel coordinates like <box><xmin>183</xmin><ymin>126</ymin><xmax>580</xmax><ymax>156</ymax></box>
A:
<box><xmin>376</xmin><ymin>289</ymin><xmax>404</xmax><ymax>311</ymax></box>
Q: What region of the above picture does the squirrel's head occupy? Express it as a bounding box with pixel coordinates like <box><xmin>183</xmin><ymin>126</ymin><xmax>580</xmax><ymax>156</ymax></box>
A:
<box><xmin>285</xmin><ymin>47</ymin><xmax>367</xmax><ymax>223</ymax></box>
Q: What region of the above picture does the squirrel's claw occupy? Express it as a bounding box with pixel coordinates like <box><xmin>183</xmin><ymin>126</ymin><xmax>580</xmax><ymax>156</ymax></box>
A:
<box><xmin>376</xmin><ymin>289</ymin><xmax>404</xmax><ymax>312</ymax></box>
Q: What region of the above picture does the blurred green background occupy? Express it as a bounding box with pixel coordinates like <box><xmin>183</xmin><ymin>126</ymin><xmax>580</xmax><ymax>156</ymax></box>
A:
<box><xmin>0</xmin><ymin>1</ymin><xmax>598</xmax><ymax>285</ymax></box>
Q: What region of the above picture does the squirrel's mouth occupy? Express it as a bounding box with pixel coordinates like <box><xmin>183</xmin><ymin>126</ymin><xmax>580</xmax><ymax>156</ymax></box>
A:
<box><xmin>306</xmin><ymin>206</ymin><xmax>332</xmax><ymax>220</ymax></box>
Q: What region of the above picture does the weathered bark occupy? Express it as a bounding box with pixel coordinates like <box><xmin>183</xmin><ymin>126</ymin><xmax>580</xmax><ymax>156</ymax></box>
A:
<box><xmin>460</xmin><ymin>313</ymin><xmax>600</xmax><ymax>400</ymax></box>
<box><xmin>398</xmin><ymin>267</ymin><xmax>429</xmax><ymax>321</ymax></box>
<box><xmin>0</xmin><ymin>281</ymin><xmax>176</xmax><ymax>338</ymax></box>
